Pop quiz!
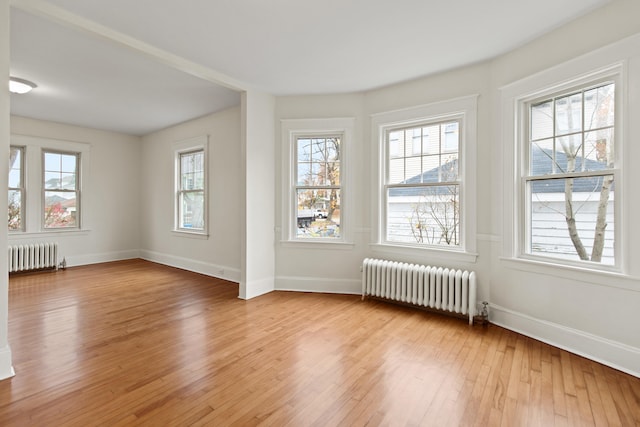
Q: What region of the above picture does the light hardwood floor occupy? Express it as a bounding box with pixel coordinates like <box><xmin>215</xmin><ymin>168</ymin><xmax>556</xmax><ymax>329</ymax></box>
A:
<box><xmin>0</xmin><ymin>259</ymin><xmax>638</xmax><ymax>426</ymax></box>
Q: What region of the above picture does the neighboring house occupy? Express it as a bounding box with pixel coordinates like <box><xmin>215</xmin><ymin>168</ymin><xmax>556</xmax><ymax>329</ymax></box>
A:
<box><xmin>388</xmin><ymin>150</ymin><xmax>614</xmax><ymax>263</ymax></box>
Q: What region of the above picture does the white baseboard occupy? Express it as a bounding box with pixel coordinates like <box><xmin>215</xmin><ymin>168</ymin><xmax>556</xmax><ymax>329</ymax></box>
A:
<box><xmin>139</xmin><ymin>250</ymin><xmax>240</xmax><ymax>283</ymax></box>
<box><xmin>0</xmin><ymin>345</ymin><xmax>14</xmax><ymax>381</ymax></box>
<box><xmin>66</xmin><ymin>249</ymin><xmax>140</xmax><ymax>267</ymax></box>
<box><xmin>490</xmin><ymin>304</ymin><xmax>640</xmax><ymax>378</ymax></box>
<box><xmin>276</xmin><ymin>275</ymin><xmax>361</xmax><ymax>295</ymax></box>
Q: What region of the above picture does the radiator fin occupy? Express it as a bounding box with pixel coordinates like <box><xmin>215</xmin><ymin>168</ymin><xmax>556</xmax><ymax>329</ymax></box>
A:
<box><xmin>362</xmin><ymin>258</ymin><xmax>477</xmax><ymax>325</ymax></box>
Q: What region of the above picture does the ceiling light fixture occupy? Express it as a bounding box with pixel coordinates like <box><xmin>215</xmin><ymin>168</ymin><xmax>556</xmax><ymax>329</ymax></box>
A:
<box><xmin>9</xmin><ymin>77</ymin><xmax>37</xmax><ymax>94</ymax></box>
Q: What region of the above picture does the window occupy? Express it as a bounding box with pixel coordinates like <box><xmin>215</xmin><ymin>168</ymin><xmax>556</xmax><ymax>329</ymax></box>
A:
<box><xmin>295</xmin><ymin>135</ymin><xmax>341</xmax><ymax>239</ymax></box>
<box><xmin>8</xmin><ymin>146</ymin><xmax>24</xmax><ymax>231</ymax></box>
<box><xmin>43</xmin><ymin>150</ymin><xmax>80</xmax><ymax>229</ymax></box>
<box><xmin>281</xmin><ymin>118</ymin><xmax>354</xmax><ymax>244</ymax></box>
<box><xmin>385</xmin><ymin>120</ymin><xmax>461</xmax><ymax>246</ymax></box>
<box><xmin>372</xmin><ymin>95</ymin><xmax>477</xmax><ymax>260</ymax></box>
<box><xmin>523</xmin><ymin>80</ymin><xmax>617</xmax><ymax>265</ymax></box>
<box><xmin>174</xmin><ymin>136</ymin><xmax>208</xmax><ymax>235</ymax></box>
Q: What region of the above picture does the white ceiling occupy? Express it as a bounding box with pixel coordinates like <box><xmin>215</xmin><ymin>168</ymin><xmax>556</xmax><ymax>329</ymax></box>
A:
<box><xmin>9</xmin><ymin>0</ymin><xmax>612</xmax><ymax>136</ymax></box>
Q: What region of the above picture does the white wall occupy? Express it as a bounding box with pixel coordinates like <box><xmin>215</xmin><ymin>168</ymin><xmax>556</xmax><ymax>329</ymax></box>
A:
<box><xmin>0</xmin><ymin>0</ymin><xmax>14</xmax><ymax>380</ymax></box>
<box><xmin>9</xmin><ymin>116</ymin><xmax>141</xmax><ymax>266</ymax></box>
<box><xmin>489</xmin><ymin>0</ymin><xmax>640</xmax><ymax>376</ymax></box>
<box><xmin>274</xmin><ymin>2</ymin><xmax>640</xmax><ymax>376</ymax></box>
<box><xmin>275</xmin><ymin>94</ymin><xmax>369</xmax><ymax>294</ymax></box>
<box><xmin>240</xmin><ymin>91</ymin><xmax>276</xmax><ymax>299</ymax></box>
<box><xmin>139</xmin><ymin>107</ymin><xmax>242</xmax><ymax>282</ymax></box>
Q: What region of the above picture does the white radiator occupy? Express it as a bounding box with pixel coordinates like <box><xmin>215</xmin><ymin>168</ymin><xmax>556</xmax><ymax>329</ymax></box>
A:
<box><xmin>362</xmin><ymin>258</ymin><xmax>477</xmax><ymax>325</ymax></box>
<box><xmin>8</xmin><ymin>243</ymin><xmax>58</xmax><ymax>273</ymax></box>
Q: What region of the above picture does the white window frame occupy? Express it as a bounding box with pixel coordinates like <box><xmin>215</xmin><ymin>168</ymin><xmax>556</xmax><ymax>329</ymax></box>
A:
<box><xmin>173</xmin><ymin>135</ymin><xmax>209</xmax><ymax>237</ymax></box>
<box><xmin>9</xmin><ymin>135</ymin><xmax>90</xmax><ymax>237</ymax></box>
<box><xmin>515</xmin><ymin>67</ymin><xmax>623</xmax><ymax>272</ymax></box>
<box><xmin>500</xmin><ymin>54</ymin><xmax>628</xmax><ymax>279</ymax></box>
<box><xmin>281</xmin><ymin>118</ymin><xmax>354</xmax><ymax>246</ymax></box>
<box><xmin>9</xmin><ymin>145</ymin><xmax>25</xmax><ymax>232</ymax></box>
<box><xmin>42</xmin><ymin>149</ymin><xmax>81</xmax><ymax>230</ymax></box>
<box><xmin>371</xmin><ymin>95</ymin><xmax>478</xmax><ymax>263</ymax></box>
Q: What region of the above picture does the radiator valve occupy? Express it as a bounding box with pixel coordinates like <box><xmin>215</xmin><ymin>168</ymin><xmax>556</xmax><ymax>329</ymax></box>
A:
<box><xmin>59</xmin><ymin>257</ymin><xmax>67</xmax><ymax>270</ymax></box>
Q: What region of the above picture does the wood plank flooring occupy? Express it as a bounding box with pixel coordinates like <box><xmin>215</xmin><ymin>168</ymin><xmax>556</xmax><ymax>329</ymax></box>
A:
<box><xmin>0</xmin><ymin>259</ymin><xmax>638</xmax><ymax>426</ymax></box>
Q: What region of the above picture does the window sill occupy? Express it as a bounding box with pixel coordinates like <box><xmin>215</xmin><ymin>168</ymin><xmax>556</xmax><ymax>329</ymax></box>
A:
<box><xmin>9</xmin><ymin>229</ymin><xmax>91</xmax><ymax>239</ymax></box>
<box><xmin>171</xmin><ymin>230</ymin><xmax>209</xmax><ymax>240</ymax></box>
<box><xmin>280</xmin><ymin>240</ymin><xmax>355</xmax><ymax>250</ymax></box>
<box><xmin>370</xmin><ymin>243</ymin><xmax>478</xmax><ymax>264</ymax></box>
<box><xmin>499</xmin><ymin>256</ymin><xmax>639</xmax><ymax>292</ymax></box>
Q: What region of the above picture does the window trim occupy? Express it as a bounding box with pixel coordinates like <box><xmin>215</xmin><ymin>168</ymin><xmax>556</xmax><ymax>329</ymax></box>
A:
<box><xmin>173</xmin><ymin>135</ymin><xmax>209</xmax><ymax>237</ymax></box>
<box><xmin>280</xmin><ymin>118</ymin><xmax>354</xmax><ymax>245</ymax></box>
<box><xmin>9</xmin><ymin>145</ymin><xmax>25</xmax><ymax>232</ymax></box>
<box><xmin>9</xmin><ymin>135</ymin><xmax>90</xmax><ymax>236</ymax></box>
<box><xmin>371</xmin><ymin>95</ymin><xmax>478</xmax><ymax>262</ymax></box>
<box><xmin>515</xmin><ymin>67</ymin><xmax>623</xmax><ymax>272</ymax></box>
<box><xmin>501</xmin><ymin>60</ymin><xmax>626</xmax><ymax>276</ymax></box>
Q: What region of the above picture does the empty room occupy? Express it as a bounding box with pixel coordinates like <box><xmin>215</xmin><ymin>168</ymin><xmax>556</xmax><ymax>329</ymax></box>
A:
<box><xmin>1</xmin><ymin>0</ymin><xmax>639</xmax><ymax>425</ymax></box>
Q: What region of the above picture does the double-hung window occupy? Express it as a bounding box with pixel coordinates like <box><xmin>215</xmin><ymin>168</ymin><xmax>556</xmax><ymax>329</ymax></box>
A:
<box><xmin>295</xmin><ymin>135</ymin><xmax>341</xmax><ymax>239</ymax></box>
<box><xmin>281</xmin><ymin>118</ymin><xmax>354</xmax><ymax>244</ymax></box>
<box><xmin>174</xmin><ymin>136</ymin><xmax>208</xmax><ymax>234</ymax></box>
<box><xmin>372</xmin><ymin>95</ymin><xmax>477</xmax><ymax>260</ymax></box>
<box><xmin>385</xmin><ymin>120</ymin><xmax>461</xmax><ymax>246</ymax></box>
<box><xmin>43</xmin><ymin>150</ymin><xmax>80</xmax><ymax>229</ymax></box>
<box><xmin>523</xmin><ymin>79</ymin><xmax>617</xmax><ymax>265</ymax></box>
<box><xmin>8</xmin><ymin>146</ymin><xmax>24</xmax><ymax>231</ymax></box>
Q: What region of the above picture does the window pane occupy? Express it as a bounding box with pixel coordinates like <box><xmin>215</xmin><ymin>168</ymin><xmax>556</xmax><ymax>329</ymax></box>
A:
<box><xmin>420</xmin><ymin>156</ymin><xmax>440</xmax><ymax>183</ymax></box>
<box><xmin>389</xmin><ymin>158</ymin><xmax>405</xmax><ymax>184</ymax></box>
<box><xmin>8</xmin><ymin>169</ymin><xmax>21</xmax><ymax>188</ymax></box>
<box><xmin>311</xmin><ymin>139</ymin><xmax>325</xmax><ymax>162</ymax></box>
<box><xmin>44</xmin><ymin>191</ymin><xmax>77</xmax><ymax>228</ymax></box>
<box><xmin>555</xmin><ymin>134</ymin><xmax>583</xmax><ymax>173</ymax></box>
<box><xmin>529</xmin><ymin>176</ymin><xmax>614</xmax><ymax>264</ymax></box>
<box><xmin>9</xmin><ymin>147</ymin><xmax>21</xmax><ymax>188</ymax></box>
<box><xmin>584</xmin><ymin>83</ymin><xmax>614</xmax><ymax>131</ymax></box>
<box><xmin>441</xmin><ymin>153</ymin><xmax>459</xmax><ymax>181</ymax></box>
<box><xmin>555</xmin><ymin>93</ymin><xmax>582</xmax><ymax>135</ymax></box>
<box><xmin>8</xmin><ymin>190</ymin><xmax>21</xmax><ymax>231</ymax></box>
<box><xmin>61</xmin><ymin>173</ymin><xmax>76</xmax><ymax>190</ymax></box>
<box><xmin>387</xmin><ymin>185</ymin><xmax>459</xmax><ymax>246</ymax></box>
<box><xmin>297</xmin><ymin>139</ymin><xmax>312</xmax><ymax>162</ymax></box>
<box><xmin>584</xmin><ymin>128</ymin><xmax>613</xmax><ymax>167</ymax></box>
<box><xmin>442</xmin><ymin>122</ymin><xmax>459</xmax><ymax>152</ymax></box>
<box><xmin>389</xmin><ymin>131</ymin><xmax>401</xmax><ymax>158</ymax></box>
<box><xmin>326</xmin><ymin>162</ymin><xmax>340</xmax><ymax>185</ymax></box>
<box><xmin>297</xmin><ymin>162</ymin><xmax>311</xmax><ymax>185</ymax></box>
<box><xmin>423</xmin><ymin>124</ymin><xmax>440</xmax><ymax>155</ymax></box>
<box><xmin>326</xmin><ymin>137</ymin><xmax>340</xmax><ymax>162</ymax></box>
<box><xmin>180</xmin><ymin>191</ymin><xmax>204</xmax><ymax>230</ymax></box>
<box><xmin>44</xmin><ymin>171</ymin><xmax>61</xmax><ymax>190</ymax></box>
<box><xmin>60</xmin><ymin>154</ymin><xmax>77</xmax><ymax>173</ymax></box>
<box><xmin>530</xmin><ymin>138</ymin><xmax>555</xmax><ymax>175</ymax></box>
<box><xmin>296</xmin><ymin>189</ymin><xmax>340</xmax><ymax>239</ymax></box>
<box><xmin>44</xmin><ymin>152</ymin><xmax>60</xmax><ymax>171</ymax></box>
<box><xmin>180</xmin><ymin>151</ymin><xmax>205</xmax><ymax>191</ymax></box>
<box><xmin>405</xmin><ymin>157</ymin><xmax>421</xmax><ymax>183</ymax></box>
<box><xmin>531</xmin><ymin>100</ymin><xmax>553</xmax><ymax>140</ymax></box>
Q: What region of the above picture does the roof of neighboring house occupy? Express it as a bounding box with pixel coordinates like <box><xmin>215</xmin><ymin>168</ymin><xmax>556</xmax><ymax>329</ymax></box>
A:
<box><xmin>389</xmin><ymin>148</ymin><xmax>612</xmax><ymax>198</ymax></box>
